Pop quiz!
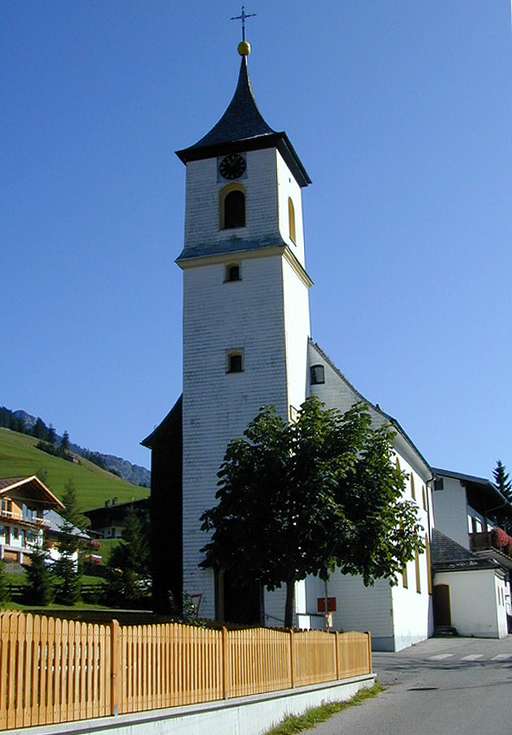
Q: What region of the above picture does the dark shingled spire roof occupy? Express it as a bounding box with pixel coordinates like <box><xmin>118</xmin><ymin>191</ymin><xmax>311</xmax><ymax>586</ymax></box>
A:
<box><xmin>176</xmin><ymin>56</ymin><xmax>311</xmax><ymax>187</ymax></box>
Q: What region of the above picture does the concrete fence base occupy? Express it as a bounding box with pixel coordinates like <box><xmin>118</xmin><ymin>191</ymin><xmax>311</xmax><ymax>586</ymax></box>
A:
<box><xmin>6</xmin><ymin>674</ymin><xmax>376</xmax><ymax>735</ymax></box>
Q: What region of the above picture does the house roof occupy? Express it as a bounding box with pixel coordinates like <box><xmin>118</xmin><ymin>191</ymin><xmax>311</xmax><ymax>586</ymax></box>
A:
<box><xmin>310</xmin><ymin>341</ymin><xmax>432</xmax><ymax>477</ymax></box>
<box><xmin>84</xmin><ymin>498</ymin><xmax>150</xmax><ymax>525</ymax></box>
<box><xmin>431</xmin><ymin>528</ymin><xmax>502</xmax><ymax>572</ymax></box>
<box><xmin>0</xmin><ymin>475</ymin><xmax>65</xmax><ymax>510</ymax></box>
<box><xmin>175</xmin><ymin>55</ymin><xmax>311</xmax><ymax>187</ymax></box>
<box><xmin>44</xmin><ymin>509</ymin><xmax>89</xmax><ymax>539</ymax></box>
<box><xmin>141</xmin><ymin>395</ymin><xmax>182</xmax><ymax>449</ymax></box>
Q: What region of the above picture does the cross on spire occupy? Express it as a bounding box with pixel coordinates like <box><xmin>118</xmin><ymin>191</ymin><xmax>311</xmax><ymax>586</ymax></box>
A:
<box><xmin>230</xmin><ymin>5</ymin><xmax>256</xmax><ymax>42</ymax></box>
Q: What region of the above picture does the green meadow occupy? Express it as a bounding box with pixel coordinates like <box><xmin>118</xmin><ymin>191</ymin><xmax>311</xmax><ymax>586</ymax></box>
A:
<box><xmin>0</xmin><ymin>428</ymin><xmax>149</xmax><ymax>511</ymax></box>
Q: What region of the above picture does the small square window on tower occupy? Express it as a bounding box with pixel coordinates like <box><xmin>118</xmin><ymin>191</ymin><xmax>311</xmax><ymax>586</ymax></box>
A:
<box><xmin>225</xmin><ymin>263</ymin><xmax>241</xmax><ymax>282</ymax></box>
<box><xmin>310</xmin><ymin>364</ymin><xmax>325</xmax><ymax>385</ymax></box>
<box><xmin>226</xmin><ymin>351</ymin><xmax>244</xmax><ymax>374</ymax></box>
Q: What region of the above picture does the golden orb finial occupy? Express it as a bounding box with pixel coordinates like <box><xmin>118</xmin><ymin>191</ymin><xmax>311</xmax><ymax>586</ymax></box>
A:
<box><xmin>238</xmin><ymin>40</ymin><xmax>251</xmax><ymax>56</ymax></box>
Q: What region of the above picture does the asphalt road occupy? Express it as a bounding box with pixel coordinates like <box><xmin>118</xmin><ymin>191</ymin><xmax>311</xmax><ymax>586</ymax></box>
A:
<box><xmin>309</xmin><ymin>636</ymin><xmax>512</xmax><ymax>735</ymax></box>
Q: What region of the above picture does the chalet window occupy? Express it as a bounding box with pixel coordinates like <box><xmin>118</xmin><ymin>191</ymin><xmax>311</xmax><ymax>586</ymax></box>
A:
<box><xmin>221</xmin><ymin>189</ymin><xmax>246</xmax><ymax>229</ymax></box>
<box><xmin>13</xmin><ymin>528</ymin><xmax>19</xmax><ymax>540</ymax></box>
<box><xmin>225</xmin><ymin>263</ymin><xmax>241</xmax><ymax>282</ymax></box>
<box><xmin>434</xmin><ymin>477</ymin><xmax>444</xmax><ymax>491</ymax></box>
<box><xmin>227</xmin><ymin>351</ymin><xmax>244</xmax><ymax>373</ymax></box>
<box><xmin>1</xmin><ymin>499</ymin><xmax>12</xmax><ymax>514</ymax></box>
<box><xmin>410</xmin><ymin>473</ymin><xmax>416</xmax><ymax>501</ymax></box>
<box><xmin>402</xmin><ymin>564</ymin><xmax>408</xmax><ymax>589</ymax></box>
<box><xmin>310</xmin><ymin>364</ymin><xmax>325</xmax><ymax>385</ymax></box>
<box><xmin>288</xmin><ymin>197</ymin><xmax>296</xmax><ymax>243</ymax></box>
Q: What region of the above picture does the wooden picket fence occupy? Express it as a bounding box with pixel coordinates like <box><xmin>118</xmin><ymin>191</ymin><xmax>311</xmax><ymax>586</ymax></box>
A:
<box><xmin>0</xmin><ymin>612</ymin><xmax>372</xmax><ymax>731</ymax></box>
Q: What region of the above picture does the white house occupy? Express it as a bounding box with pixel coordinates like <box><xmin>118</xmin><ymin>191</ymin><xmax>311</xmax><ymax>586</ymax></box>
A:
<box><xmin>0</xmin><ymin>476</ymin><xmax>91</xmax><ymax>569</ymax></box>
<box><xmin>431</xmin><ymin>468</ymin><xmax>512</xmax><ymax>637</ymax></box>
<box><xmin>144</xmin><ymin>40</ymin><xmax>434</xmax><ymax>651</ymax></box>
<box><xmin>0</xmin><ymin>475</ymin><xmax>65</xmax><ymax>564</ymax></box>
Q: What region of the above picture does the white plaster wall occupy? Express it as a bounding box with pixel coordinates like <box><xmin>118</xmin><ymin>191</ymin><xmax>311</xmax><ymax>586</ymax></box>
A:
<box><xmin>391</xmin><ymin>570</ymin><xmax>432</xmax><ymax>651</ymax></box>
<box><xmin>184</xmin><ymin>149</ymin><xmax>281</xmax><ymax>250</ymax></box>
<box><xmin>431</xmin><ymin>477</ymin><xmax>469</xmax><ymax>549</ymax></box>
<box><xmin>435</xmin><ymin>569</ymin><xmax>506</xmax><ymax>638</ymax></box>
<box><xmin>263</xmin><ymin>585</ymin><xmax>287</xmax><ymax>628</ymax></box>
<box><xmin>495</xmin><ymin>574</ymin><xmax>509</xmax><ymax>638</ymax></box>
<box><xmin>276</xmin><ymin>151</ymin><xmax>305</xmax><ymax>265</ymax></box>
<box><xmin>305</xmin><ymin>573</ymin><xmax>394</xmax><ymax>650</ymax></box>
<box><xmin>390</xmin><ymin>454</ymin><xmax>434</xmax><ymax>650</ymax></box>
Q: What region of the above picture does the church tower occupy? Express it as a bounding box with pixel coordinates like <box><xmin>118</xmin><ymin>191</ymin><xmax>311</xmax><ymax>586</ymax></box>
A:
<box><xmin>175</xmin><ymin>41</ymin><xmax>312</xmax><ymax>620</ymax></box>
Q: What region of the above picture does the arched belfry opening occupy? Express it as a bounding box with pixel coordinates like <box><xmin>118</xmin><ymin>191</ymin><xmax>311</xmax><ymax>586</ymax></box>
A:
<box><xmin>220</xmin><ymin>185</ymin><xmax>246</xmax><ymax>229</ymax></box>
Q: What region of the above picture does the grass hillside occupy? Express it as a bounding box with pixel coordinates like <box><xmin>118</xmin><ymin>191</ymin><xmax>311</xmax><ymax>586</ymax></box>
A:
<box><xmin>0</xmin><ymin>428</ymin><xmax>149</xmax><ymax>511</ymax></box>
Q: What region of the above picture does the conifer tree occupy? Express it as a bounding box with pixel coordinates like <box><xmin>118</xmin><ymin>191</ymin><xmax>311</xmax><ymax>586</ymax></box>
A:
<box><xmin>47</xmin><ymin>424</ymin><xmax>57</xmax><ymax>445</ymax></box>
<box><xmin>493</xmin><ymin>460</ymin><xmax>512</xmax><ymax>502</ymax></box>
<box><xmin>61</xmin><ymin>430</ymin><xmax>70</xmax><ymax>453</ymax></box>
<box><xmin>32</xmin><ymin>418</ymin><xmax>48</xmax><ymax>440</ymax></box>
<box><xmin>105</xmin><ymin>508</ymin><xmax>151</xmax><ymax>606</ymax></box>
<box><xmin>54</xmin><ymin>481</ymin><xmax>87</xmax><ymax>605</ymax></box>
<box><xmin>26</xmin><ymin>542</ymin><xmax>54</xmax><ymax>605</ymax></box>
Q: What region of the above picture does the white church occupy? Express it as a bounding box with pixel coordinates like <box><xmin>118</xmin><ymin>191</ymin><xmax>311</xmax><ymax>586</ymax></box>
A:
<box><xmin>143</xmin><ymin>39</ymin><xmax>434</xmax><ymax>652</ymax></box>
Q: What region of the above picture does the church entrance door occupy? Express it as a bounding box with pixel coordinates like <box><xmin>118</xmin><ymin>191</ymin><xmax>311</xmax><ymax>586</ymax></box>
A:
<box><xmin>218</xmin><ymin>570</ymin><xmax>262</xmax><ymax>625</ymax></box>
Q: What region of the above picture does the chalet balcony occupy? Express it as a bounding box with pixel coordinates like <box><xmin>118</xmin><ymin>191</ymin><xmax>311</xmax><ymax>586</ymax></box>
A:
<box><xmin>469</xmin><ymin>529</ymin><xmax>512</xmax><ymax>561</ymax></box>
<box><xmin>0</xmin><ymin>508</ymin><xmax>49</xmax><ymax>528</ymax></box>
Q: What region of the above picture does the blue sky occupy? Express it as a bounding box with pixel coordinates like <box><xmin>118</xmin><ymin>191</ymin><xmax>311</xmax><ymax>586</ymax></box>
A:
<box><xmin>2</xmin><ymin>1</ymin><xmax>511</xmax><ymax>476</ymax></box>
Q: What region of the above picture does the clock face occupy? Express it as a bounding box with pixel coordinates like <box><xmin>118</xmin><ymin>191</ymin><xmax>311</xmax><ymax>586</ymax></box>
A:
<box><xmin>219</xmin><ymin>153</ymin><xmax>246</xmax><ymax>180</ymax></box>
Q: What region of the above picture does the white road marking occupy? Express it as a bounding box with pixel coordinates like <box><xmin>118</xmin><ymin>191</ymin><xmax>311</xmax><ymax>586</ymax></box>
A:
<box><xmin>492</xmin><ymin>654</ymin><xmax>512</xmax><ymax>660</ymax></box>
<box><xmin>461</xmin><ymin>654</ymin><xmax>483</xmax><ymax>660</ymax></box>
<box><xmin>429</xmin><ymin>653</ymin><xmax>454</xmax><ymax>660</ymax></box>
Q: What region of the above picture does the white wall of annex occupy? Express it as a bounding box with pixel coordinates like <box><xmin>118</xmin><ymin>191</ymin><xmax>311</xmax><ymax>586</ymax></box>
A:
<box><xmin>495</xmin><ymin>574</ymin><xmax>509</xmax><ymax>638</ymax></box>
<box><xmin>431</xmin><ymin>478</ymin><xmax>469</xmax><ymax>549</ymax></box>
<box><xmin>435</xmin><ymin>569</ymin><xmax>506</xmax><ymax>638</ymax></box>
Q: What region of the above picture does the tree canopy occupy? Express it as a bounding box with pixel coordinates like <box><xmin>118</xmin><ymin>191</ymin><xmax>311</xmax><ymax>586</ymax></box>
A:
<box><xmin>201</xmin><ymin>397</ymin><xmax>423</xmax><ymax>627</ymax></box>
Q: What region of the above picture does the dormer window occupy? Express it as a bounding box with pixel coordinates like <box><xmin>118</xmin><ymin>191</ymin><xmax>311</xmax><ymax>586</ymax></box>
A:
<box><xmin>226</xmin><ymin>351</ymin><xmax>244</xmax><ymax>373</ymax></box>
<box><xmin>225</xmin><ymin>263</ymin><xmax>241</xmax><ymax>282</ymax></box>
<box><xmin>288</xmin><ymin>197</ymin><xmax>296</xmax><ymax>244</ymax></box>
<box><xmin>220</xmin><ymin>185</ymin><xmax>246</xmax><ymax>230</ymax></box>
<box><xmin>310</xmin><ymin>364</ymin><xmax>325</xmax><ymax>385</ymax></box>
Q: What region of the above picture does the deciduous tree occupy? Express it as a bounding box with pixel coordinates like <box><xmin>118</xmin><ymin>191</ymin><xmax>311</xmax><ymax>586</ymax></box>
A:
<box><xmin>201</xmin><ymin>398</ymin><xmax>423</xmax><ymax>628</ymax></box>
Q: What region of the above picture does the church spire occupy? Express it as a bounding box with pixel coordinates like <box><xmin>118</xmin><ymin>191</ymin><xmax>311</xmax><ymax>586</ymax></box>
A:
<box><xmin>176</xmin><ymin>42</ymin><xmax>311</xmax><ymax>187</ymax></box>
